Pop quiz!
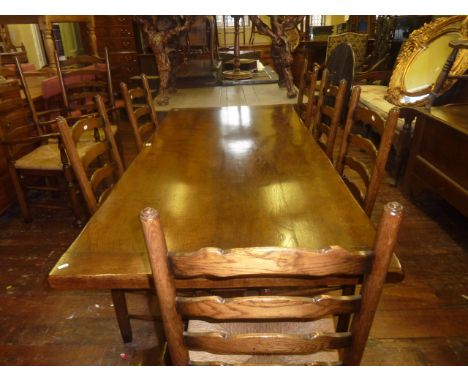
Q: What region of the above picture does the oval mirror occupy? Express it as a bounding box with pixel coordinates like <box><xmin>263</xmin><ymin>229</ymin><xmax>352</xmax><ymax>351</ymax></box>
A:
<box><xmin>386</xmin><ymin>16</ymin><xmax>468</xmax><ymax>106</ymax></box>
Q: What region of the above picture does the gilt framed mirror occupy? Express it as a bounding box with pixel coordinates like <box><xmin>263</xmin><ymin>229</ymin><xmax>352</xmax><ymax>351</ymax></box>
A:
<box><xmin>386</xmin><ymin>16</ymin><xmax>468</xmax><ymax>106</ymax></box>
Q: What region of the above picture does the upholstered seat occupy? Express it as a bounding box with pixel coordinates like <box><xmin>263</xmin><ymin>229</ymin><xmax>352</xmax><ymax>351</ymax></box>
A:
<box><xmin>15</xmin><ymin>140</ymin><xmax>98</xmax><ymax>171</ymax></box>
<box><xmin>359</xmin><ymin>85</ymin><xmax>406</xmax><ymax>131</ymax></box>
<box><xmin>187</xmin><ymin>318</ymin><xmax>340</xmax><ymax>365</ymax></box>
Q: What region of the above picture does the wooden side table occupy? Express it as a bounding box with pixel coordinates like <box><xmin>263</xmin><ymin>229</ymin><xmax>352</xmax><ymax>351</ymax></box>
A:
<box><xmin>403</xmin><ymin>104</ymin><xmax>468</xmax><ymax>217</ymax></box>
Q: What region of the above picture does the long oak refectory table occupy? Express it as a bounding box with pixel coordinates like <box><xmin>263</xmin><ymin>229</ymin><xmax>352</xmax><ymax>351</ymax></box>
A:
<box><xmin>48</xmin><ymin>104</ymin><xmax>403</xmax><ymax>340</ymax></box>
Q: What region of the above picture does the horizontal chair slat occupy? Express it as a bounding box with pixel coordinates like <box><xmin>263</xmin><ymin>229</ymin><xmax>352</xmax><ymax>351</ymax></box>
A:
<box><xmin>138</xmin><ymin>121</ymin><xmax>155</xmax><ymax>138</ymax></box>
<box><xmin>170</xmin><ymin>246</ymin><xmax>371</xmax><ymax>278</ymax></box>
<box><xmin>129</xmin><ymin>88</ymin><xmax>145</xmax><ymax>99</ymax></box>
<box><xmin>71</xmin><ymin>118</ymin><xmax>102</xmax><ymax>143</ymax></box>
<box><xmin>185</xmin><ymin>331</ymin><xmax>351</xmax><ymax>355</ymax></box>
<box><xmin>68</xmin><ymin>90</ymin><xmax>107</xmax><ymax>101</ymax></box>
<box><xmin>344</xmin><ymin>156</ymin><xmax>371</xmax><ymax>187</ymax></box>
<box><xmin>90</xmin><ymin>163</ymin><xmax>114</xmax><ymax>193</ymax></box>
<box><xmin>177</xmin><ymin>295</ymin><xmax>361</xmax><ymax>320</ymax></box>
<box><xmin>60</xmin><ymin>56</ymin><xmax>103</xmax><ymax>66</ymax></box>
<box><xmin>321</xmin><ymin>105</ymin><xmax>335</xmax><ymax>119</ymax></box>
<box><xmin>63</xmin><ymin>68</ymin><xmax>105</xmax><ymax>75</ymax></box>
<box><xmin>342</xmin><ymin>177</ymin><xmax>364</xmax><ymax>206</ymax></box>
<box><xmin>134</xmin><ymin>105</ymin><xmax>151</xmax><ymax>121</ymax></box>
<box><xmin>355</xmin><ymin>107</ymin><xmax>385</xmax><ymax>132</ymax></box>
<box><xmin>189</xmin><ymin>360</ymin><xmax>342</xmax><ymax>366</ymax></box>
<box><xmin>350</xmin><ymin>134</ymin><xmax>378</xmax><ymax>162</ymax></box>
<box><xmin>82</xmin><ymin>142</ymin><xmax>108</xmax><ymax>171</ymax></box>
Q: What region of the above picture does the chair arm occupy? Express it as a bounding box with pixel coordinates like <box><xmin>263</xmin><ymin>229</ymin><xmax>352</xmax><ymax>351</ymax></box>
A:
<box><xmin>1</xmin><ymin>132</ymin><xmax>60</xmax><ymax>146</ymax></box>
<box><xmin>36</xmin><ymin>108</ymin><xmax>68</xmax><ymax>117</ymax></box>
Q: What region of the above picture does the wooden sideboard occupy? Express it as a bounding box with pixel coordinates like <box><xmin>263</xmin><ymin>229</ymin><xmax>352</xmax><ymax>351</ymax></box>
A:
<box><xmin>403</xmin><ymin>104</ymin><xmax>468</xmax><ymax>217</ymax></box>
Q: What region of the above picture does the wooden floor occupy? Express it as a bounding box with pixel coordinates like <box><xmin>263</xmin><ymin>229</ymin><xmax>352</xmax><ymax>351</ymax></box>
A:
<box><xmin>0</xmin><ymin>111</ymin><xmax>467</xmax><ymax>366</ymax></box>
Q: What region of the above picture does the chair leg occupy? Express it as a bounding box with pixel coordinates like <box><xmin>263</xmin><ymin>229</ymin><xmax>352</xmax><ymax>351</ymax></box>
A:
<box><xmin>8</xmin><ymin>165</ymin><xmax>31</xmax><ymax>222</ymax></box>
<box><xmin>391</xmin><ymin>116</ymin><xmax>414</xmax><ymax>186</ymax></box>
<box><xmin>110</xmin><ymin>109</ymin><xmax>126</xmax><ymax>169</ymax></box>
<box><xmin>336</xmin><ymin>284</ymin><xmax>356</xmax><ymax>332</ymax></box>
<box><xmin>62</xmin><ymin>166</ymin><xmax>84</xmax><ymax>225</ymax></box>
<box><xmin>111</xmin><ymin>289</ymin><xmax>133</xmax><ymax>343</ymax></box>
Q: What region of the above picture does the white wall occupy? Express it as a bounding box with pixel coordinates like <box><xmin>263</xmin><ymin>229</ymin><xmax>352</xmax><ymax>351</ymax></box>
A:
<box><xmin>7</xmin><ymin>24</ymin><xmax>47</xmax><ymax>69</ymax></box>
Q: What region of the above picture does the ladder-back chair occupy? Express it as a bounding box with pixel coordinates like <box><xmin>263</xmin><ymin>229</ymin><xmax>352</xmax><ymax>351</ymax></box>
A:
<box><xmin>10</xmin><ymin>58</ymin><xmax>70</xmax><ymax>134</ymax></box>
<box><xmin>336</xmin><ymin>86</ymin><xmax>400</xmax><ymax>217</ymax></box>
<box><xmin>120</xmin><ymin>73</ymin><xmax>159</xmax><ymax>153</ymax></box>
<box><xmin>57</xmin><ymin>95</ymin><xmax>141</xmax><ymax>344</ymax></box>
<box><xmin>140</xmin><ymin>201</ymin><xmax>403</xmax><ymax>365</ymax></box>
<box><xmin>57</xmin><ymin>94</ymin><xmax>124</xmax><ymax>216</ymax></box>
<box><xmin>55</xmin><ymin>49</ymin><xmax>115</xmax><ymax>117</ymax></box>
<box><xmin>302</xmin><ymin>64</ymin><xmax>320</xmax><ymax>130</ymax></box>
<box><xmin>295</xmin><ymin>57</ymin><xmax>309</xmax><ymax>120</ymax></box>
<box><xmin>311</xmin><ymin>68</ymin><xmax>347</xmax><ymax>162</ymax></box>
<box><xmin>0</xmin><ymin>78</ymin><xmax>86</xmax><ymax>223</ymax></box>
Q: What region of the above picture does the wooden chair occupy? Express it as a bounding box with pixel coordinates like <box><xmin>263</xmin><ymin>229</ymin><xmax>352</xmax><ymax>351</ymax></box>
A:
<box><xmin>425</xmin><ymin>39</ymin><xmax>468</xmax><ymax>110</ymax></box>
<box><xmin>326</xmin><ymin>33</ymin><xmax>368</xmax><ymax>72</ymax></box>
<box><xmin>302</xmin><ymin>65</ymin><xmax>320</xmax><ymax>130</ymax></box>
<box><xmin>58</xmin><ymin>94</ymin><xmax>151</xmax><ymax>345</ymax></box>
<box><xmin>120</xmin><ymin>73</ymin><xmax>159</xmax><ymax>153</ymax></box>
<box><xmin>310</xmin><ymin>68</ymin><xmax>348</xmax><ymax>162</ymax></box>
<box><xmin>55</xmin><ymin>49</ymin><xmax>115</xmax><ymax>117</ymax></box>
<box><xmin>295</xmin><ymin>57</ymin><xmax>308</xmax><ymax>120</ymax></box>
<box><xmin>5</xmin><ymin>58</ymin><xmax>69</xmax><ymax>134</ymax></box>
<box><xmin>0</xmin><ymin>78</ymin><xmax>83</xmax><ymax>223</ymax></box>
<box><xmin>57</xmin><ymin>94</ymin><xmax>124</xmax><ymax>216</ymax></box>
<box><xmin>335</xmin><ymin>86</ymin><xmax>400</xmax><ymax>217</ymax></box>
<box><xmin>140</xmin><ymin>201</ymin><xmax>403</xmax><ymax>366</ymax></box>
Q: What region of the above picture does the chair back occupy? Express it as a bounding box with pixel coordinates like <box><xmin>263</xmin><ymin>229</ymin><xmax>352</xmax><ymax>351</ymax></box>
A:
<box><xmin>57</xmin><ymin>95</ymin><xmax>124</xmax><ymax>215</ymax></box>
<box><xmin>296</xmin><ymin>57</ymin><xmax>308</xmax><ymax>111</ymax></box>
<box><xmin>326</xmin><ymin>33</ymin><xmax>367</xmax><ymax>71</ymax></box>
<box><xmin>120</xmin><ymin>73</ymin><xmax>159</xmax><ymax>152</ymax></box>
<box><xmin>336</xmin><ymin>85</ymin><xmax>399</xmax><ymax>216</ymax></box>
<box><xmin>303</xmin><ymin>64</ymin><xmax>320</xmax><ymax>130</ymax></box>
<box><xmin>140</xmin><ymin>201</ymin><xmax>403</xmax><ymax>366</ymax></box>
<box><xmin>311</xmin><ymin>68</ymin><xmax>347</xmax><ymax>161</ymax></box>
<box><xmin>55</xmin><ymin>48</ymin><xmax>114</xmax><ymax>116</ymax></box>
<box><xmin>326</xmin><ymin>42</ymin><xmax>355</xmax><ymax>88</ymax></box>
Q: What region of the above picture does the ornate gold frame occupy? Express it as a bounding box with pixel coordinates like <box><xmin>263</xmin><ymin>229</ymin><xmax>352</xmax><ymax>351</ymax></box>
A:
<box><xmin>386</xmin><ymin>16</ymin><xmax>468</xmax><ymax>106</ymax></box>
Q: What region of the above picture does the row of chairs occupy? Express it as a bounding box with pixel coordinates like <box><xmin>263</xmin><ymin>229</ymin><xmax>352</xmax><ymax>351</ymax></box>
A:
<box><xmin>1</xmin><ymin>53</ymin><xmax>159</xmax><ymax>224</ymax></box>
<box><xmin>1</xmin><ymin>66</ymin><xmax>161</xmax><ymax>349</ymax></box>
<box><xmin>297</xmin><ymin>60</ymin><xmax>399</xmax><ymax>218</ymax></box>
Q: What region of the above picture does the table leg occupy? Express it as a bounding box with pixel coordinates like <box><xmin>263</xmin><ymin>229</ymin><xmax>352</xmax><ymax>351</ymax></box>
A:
<box><xmin>111</xmin><ymin>289</ymin><xmax>133</xmax><ymax>343</ymax></box>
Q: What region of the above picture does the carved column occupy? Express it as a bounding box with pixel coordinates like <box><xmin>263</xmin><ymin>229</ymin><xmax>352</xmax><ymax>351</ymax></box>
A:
<box><xmin>86</xmin><ymin>19</ymin><xmax>98</xmax><ymax>57</ymax></box>
<box><xmin>38</xmin><ymin>16</ymin><xmax>57</xmax><ymax>70</ymax></box>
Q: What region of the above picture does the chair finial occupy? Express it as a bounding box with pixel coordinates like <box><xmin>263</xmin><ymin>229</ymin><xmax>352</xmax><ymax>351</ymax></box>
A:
<box><xmin>385</xmin><ymin>201</ymin><xmax>403</xmax><ymax>216</ymax></box>
<box><xmin>140</xmin><ymin>207</ymin><xmax>159</xmax><ymax>221</ymax></box>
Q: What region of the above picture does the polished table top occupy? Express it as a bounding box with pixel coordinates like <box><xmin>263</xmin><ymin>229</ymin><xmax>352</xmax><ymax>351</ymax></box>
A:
<box><xmin>49</xmin><ymin>104</ymin><xmax>402</xmax><ymax>290</ymax></box>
